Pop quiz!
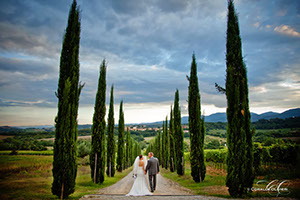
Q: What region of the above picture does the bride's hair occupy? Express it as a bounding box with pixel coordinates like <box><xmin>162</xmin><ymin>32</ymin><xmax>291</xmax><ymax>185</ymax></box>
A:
<box><xmin>139</xmin><ymin>155</ymin><xmax>143</xmax><ymax>159</ymax></box>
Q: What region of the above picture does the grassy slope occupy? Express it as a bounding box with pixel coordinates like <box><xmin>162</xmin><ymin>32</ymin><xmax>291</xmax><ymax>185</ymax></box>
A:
<box><xmin>160</xmin><ymin>162</ymin><xmax>229</xmax><ymax>198</ymax></box>
<box><xmin>0</xmin><ymin>155</ymin><xmax>132</xmax><ymax>199</ymax></box>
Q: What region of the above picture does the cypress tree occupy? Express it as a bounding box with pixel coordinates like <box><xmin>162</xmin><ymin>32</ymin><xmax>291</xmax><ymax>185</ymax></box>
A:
<box><xmin>188</xmin><ymin>53</ymin><xmax>206</xmax><ymax>182</ymax></box>
<box><xmin>161</xmin><ymin>121</ymin><xmax>165</xmax><ymax>168</ymax></box>
<box><xmin>130</xmin><ymin>137</ymin><xmax>134</xmax><ymax>165</ymax></box>
<box><xmin>52</xmin><ymin>0</ymin><xmax>83</xmax><ymax>198</ymax></box>
<box><xmin>126</xmin><ymin>128</ymin><xmax>130</xmax><ymax>168</ymax></box>
<box><xmin>90</xmin><ymin>60</ymin><xmax>107</xmax><ymax>184</ymax></box>
<box><xmin>156</xmin><ymin>130</ymin><xmax>161</xmax><ymax>164</ymax></box>
<box><xmin>225</xmin><ymin>0</ymin><xmax>253</xmax><ymax>196</ymax></box>
<box><xmin>174</xmin><ymin>89</ymin><xmax>184</xmax><ymax>175</ymax></box>
<box><xmin>106</xmin><ymin>85</ymin><xmax>115</xmax><ymax>177</ymax></box>
<box><xmin>117</xmin><ymin>101</ymin><xmax>125</xmax><ymax>172</ymax></box>
<box><xmin>169</xmin><ymin>106</ymin><xmax>176</xmax><ymax>172</ymax></box>
<box><xmin>164</xmin><ymin>116</ymin><xmax>169</xmax><ymax>169</ymax></box>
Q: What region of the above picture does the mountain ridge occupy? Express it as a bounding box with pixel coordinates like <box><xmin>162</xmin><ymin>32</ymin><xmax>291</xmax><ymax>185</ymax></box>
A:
<box><xmin>1</xmin><ymin>108</ymin><xmax>299</xmax><ymax>130</ymax></box>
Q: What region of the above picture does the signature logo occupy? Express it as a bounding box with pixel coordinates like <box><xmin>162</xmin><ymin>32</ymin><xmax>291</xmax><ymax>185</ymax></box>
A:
<box><xmin>250</xmin><ymin>180</ymin><xmax>290</xmax><ymax>196</ymax></box>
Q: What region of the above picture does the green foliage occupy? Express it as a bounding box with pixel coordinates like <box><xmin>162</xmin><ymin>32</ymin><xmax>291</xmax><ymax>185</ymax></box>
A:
<box><xmin>0</xmin><ymin>150</ymin><xmax>53</xmax><ymax>155</ymax></box>
<box><xmin>125</xmin><ymin>128</ymin><xmax>130</xmax><ymax>168</ymax></box>
<box><xmin>0</xmin><ymin>137</ymin><xmax>47</xmax><ymax>151</ymax></box>
<box><xmin>224</xmin><ymin>0</ymin><xmax>253</xmax><ymax>196</ymax></box>
<box><xmin>106</xmin><ymin>85</ymin><xmax>115</xmax><ymax>177</ymax></box>
<box><xmin>164</xmin><ymin>117</ymin><xmax>169</xmax><ymax>169</ymax></box>
<box><xmin>90</xmin><ymin>60</ymin><xmax>107</xmax><ymax>184</ymax></box>
<box><xmin>188</xmin><ymin>54</ymin><xmax>206</xmax><ymax>182</ymax></box>
<box><xmin>169</xmin><ymin>106</ymin><xmax>176</xmax><ymax>172</ymax></box>
<box><xmin>205</xmin><ymin>149</ymin><xmax>227</xmax><ymax>163</ymax></box>
<box><xmin>253</xmin><ymin>117</ymin><xmax>300</xmax><ymax>129</ymax></box>
<box><xmin>52</xmin><ymin>1</ymin><xmax>83</xmax><ymax>198</ymax></box>
<box><xmin>117</xmin><ymin>101</ymin><xmax>125</xmax><ymax>172</ymax></box>
<box><xmin>183</xmin><ymin>140</ymin><xmax>189</xmax><ymax>152</ymax></box>
<box><xmin>253</xmin><ymin>142</ymin><xmax>262</xmax><ymax>175</ymax></box>
<box><xmin>205</xmin><ymin>139</ymin><xmax>221</xmax><ymax>149</ymax></box>
<box><xmin>77</xmin><ymin>140</ymin><xmax>91</xmax><ymax>158</ymax></box>
<box><xmin>174</xmin><ymin>89</ymin><xmax>184</xmax><ymax>175</ymax></box>
<box><xmin>161</xmin><ymin>121</ymin><xmax>165</xmax><ymax>168</ymax></box>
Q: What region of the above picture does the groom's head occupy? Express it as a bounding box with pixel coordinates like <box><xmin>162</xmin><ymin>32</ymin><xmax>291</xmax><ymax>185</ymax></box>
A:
<box><xmin>148</xmin><ymin>152</ymin><xmax>153</xmax><ymax>158</ymax></box>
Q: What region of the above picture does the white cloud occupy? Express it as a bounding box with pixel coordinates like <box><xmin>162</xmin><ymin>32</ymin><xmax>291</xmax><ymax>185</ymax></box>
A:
<box><xmin>274</xmin><ymin>25</ymin><xmax>300</xmax><ymax>37</ymax></box>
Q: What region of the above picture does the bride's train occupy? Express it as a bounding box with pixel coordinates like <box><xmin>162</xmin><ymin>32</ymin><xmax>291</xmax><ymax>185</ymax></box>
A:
<box><xmin>126</xmin><ymin>156</ymin><xmax>152</xmax><ymax>196</ymax></box>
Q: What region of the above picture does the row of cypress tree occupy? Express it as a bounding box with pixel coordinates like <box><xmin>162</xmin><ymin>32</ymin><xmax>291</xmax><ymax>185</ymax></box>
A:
<box><xmin>90</xmin><ymin>61</ymin><xmax>141</xmax><ymax>184</ymax></box>
<box><xmin>52</xmin><ymin>1</ymin><xmax>141</xmax><ymax>198</ymax></box>
<box><xmin>146</xmin><ymin>52</ymin><xmax>207</xmax><ymax>181</ymax></box>
<box><xmin>145</xmin><ymin>88</ymin><xmax>185</xmax><ymax>176</ymax></box>
<box><xmin>53</xmin><ymin>0</ymin><xmax>253</xmax><ymax>198</ymax></box>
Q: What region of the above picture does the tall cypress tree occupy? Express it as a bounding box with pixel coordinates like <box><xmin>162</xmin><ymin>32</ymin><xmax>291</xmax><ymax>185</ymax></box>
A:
<box><xmin>130</xmin><ymin>137</ymin><xmax>134</xmax><ymax>165</ymax></box>
<box><xmin>188</xmin><ymin>54</ymin><xmax>206</xmax><ymax>182</ymax></box>
<box><xmin>164</xmin><ymin>116</ymin><xmax>169</xmax><ymax>169</ymax></box>
<box><xmin>52</xmin><ymin>0</ymin><xmax>83</xmax><ymax>198</ymax></box>
<box><xmin>174</xmin><ymin>89</ymin><xmax>184</xmax><ymax>175</ymax></box>
<box><xmin>161</xmin><ymin>121</ymin><xmax>165</xmax><ymax>168</ymax></box>
<box><xmin>117</xmin><ymin>101</ymin><xmax>125</xmax><ymax>172</ymax></box>
<box><xmin>156</xmin><ymin>130</ymin><xmax>161</xmax><ymax>164</ymax></box>
<box><xmin>169</xmin><ymin>106</ymin><xmax>176</xmax><ymax>172</ymax></box>
<box><xmin>225</xmin><ymin>0</ymin><xmax>253</xmax><ymax>196</ymax></box>
<box><xmin>90</xmin><ymin>60</ymin><xmax>106</xmax><ymax>184</ymax></box>
<box><xmin>126</xmin><ymin>128</ymin><xmax>130</xmax><ymax>168</ymax></box>
<box><xmin>106</xmin><ymin>85</ymin><xmax>115</xmax><ymax>177</ymax></box>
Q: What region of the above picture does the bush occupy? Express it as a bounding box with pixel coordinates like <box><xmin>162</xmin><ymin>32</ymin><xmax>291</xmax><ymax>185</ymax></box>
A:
<box><xmin>205</xmin><ymin>149</ymin><xmax>227</xmax><ymax>163</ymax></box>
<box><xmin>267</xmin><ymin>143</ymin><xmax>298</xmax><ymax>165</ymax></box>
<box><xmin>253</xmin><ymin>143</ymin><xmax>262</xmax><ymax>175</ymax></box>
<box><xmin>184</xmin><ymin>152</ymin><xmax>190</xmax><ymax>163</ymax></box>
<box><xmin>77</xmin><ymin>140</ymin><xmax>91</xmax><ymax>158</ymax></box>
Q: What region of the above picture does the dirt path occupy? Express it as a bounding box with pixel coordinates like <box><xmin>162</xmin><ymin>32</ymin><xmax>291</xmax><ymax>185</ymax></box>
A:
<box><xmin>92</xmin><ymin>171</ymin><xmax>193</xmax><ymax>195</ymax></box>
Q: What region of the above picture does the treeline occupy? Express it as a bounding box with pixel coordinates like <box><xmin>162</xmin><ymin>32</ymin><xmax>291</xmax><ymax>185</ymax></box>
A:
<box><xmin>0</xmin><ymin>136</ymin><xmax>49</xmax><ymax>151</ymax></box>
<box><xmin>252</xmin><ymin>117</ymin><xmax>300</xmax><ymax>129</ymax></box>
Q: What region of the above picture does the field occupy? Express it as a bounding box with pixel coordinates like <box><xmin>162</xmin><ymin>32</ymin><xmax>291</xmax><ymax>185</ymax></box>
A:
<box><xmin>0</xmin><ymin>154</ymin><xmax>132</xmax><ymax>200</ymax></box>
<box><xmin>161</xmin><ymin>160</ymin><xmax>300</xmax><ymax>198</ymax></box>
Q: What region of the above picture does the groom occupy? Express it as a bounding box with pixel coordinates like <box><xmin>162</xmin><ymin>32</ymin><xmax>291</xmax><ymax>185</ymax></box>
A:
<box><xmin>145</xmin><ymin>152</ymin><xmax>159</xmax><ymax>192</ymax></box>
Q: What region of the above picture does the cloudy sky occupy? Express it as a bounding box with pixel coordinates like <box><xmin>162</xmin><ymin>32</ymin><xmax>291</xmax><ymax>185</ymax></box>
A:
<box><xmin>0</xmin><ymin>0</ymin><xmax>299</xmax><ymax>126</ymax></box>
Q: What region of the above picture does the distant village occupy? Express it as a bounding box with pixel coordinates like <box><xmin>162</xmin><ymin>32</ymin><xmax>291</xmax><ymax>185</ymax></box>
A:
<box><xmin>125</xmin><ymin>124</ymin><xmax>189</xmax><ymax>133</ymax></box>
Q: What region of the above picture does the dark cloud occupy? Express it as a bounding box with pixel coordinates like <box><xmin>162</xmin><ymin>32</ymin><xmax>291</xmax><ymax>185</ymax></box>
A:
<box><xmin>0</xmin><ymin>0</ymin><xmax>299</xmax><ymax>124</ymax></box>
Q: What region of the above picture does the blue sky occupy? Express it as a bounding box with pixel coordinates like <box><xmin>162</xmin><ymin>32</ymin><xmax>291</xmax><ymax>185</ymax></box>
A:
<box><xmin>0</xmin><ymin>0</ymin><xmax>299</xmax><ymax>126</ymax></box>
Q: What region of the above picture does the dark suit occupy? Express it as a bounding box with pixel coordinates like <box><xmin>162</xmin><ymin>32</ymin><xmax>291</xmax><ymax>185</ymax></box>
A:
<box><xmin>145</xmin><ymin>157</ymin><xmax>159</xmax><ymax>191</ymax></box>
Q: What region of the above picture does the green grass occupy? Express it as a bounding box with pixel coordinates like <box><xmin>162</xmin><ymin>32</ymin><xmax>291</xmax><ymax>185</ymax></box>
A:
<box><xmin>161</xmin><ymin>161</ymin><xmax>300</xmax><ymax>199</ymax></box>
<box><xmin>0</xmin><ymin>150</ymin><xmax>53</xmax><ymax>155</ymax></box>
<box><xmin>0</xmin><ymin>154</ymin><xmax>132</xmax><ymax>199</ymax></box>
<box><xmin>160</xmin><ymin>162</ymin><xmax>229</xmax><ymax>198</ymax></box>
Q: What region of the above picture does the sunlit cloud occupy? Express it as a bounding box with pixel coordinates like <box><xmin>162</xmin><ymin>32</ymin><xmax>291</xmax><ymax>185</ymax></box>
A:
<box><xmin>274</xmin><ymin>25</ymin><xmax>300</xmax><ymax>38</ymax></box>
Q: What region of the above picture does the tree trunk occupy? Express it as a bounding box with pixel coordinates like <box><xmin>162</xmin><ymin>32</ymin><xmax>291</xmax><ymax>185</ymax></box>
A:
<box><xmin>109</xmin><ymin>161</ymin><xmax>111</xmax><ymax>177</ymax></box>
<box><xmin>60</xmin><ymin>183</ymin><xmax>64</xmax><ymax>200</ymax></box>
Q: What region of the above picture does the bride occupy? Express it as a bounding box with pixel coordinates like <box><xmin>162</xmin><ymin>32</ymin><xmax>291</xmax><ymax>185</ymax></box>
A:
<box><xmin>126</xmin><ymin>155</ymin><xmax>152</xmax><ymax>196</ymax></box>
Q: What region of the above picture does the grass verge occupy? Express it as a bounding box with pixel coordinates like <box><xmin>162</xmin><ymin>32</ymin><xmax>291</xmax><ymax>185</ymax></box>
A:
<box><xmin>0</xmin><ymin>154</ymin><xmax>132</xmax><ymax>199</ymax></box>
<box><xmin>160</xmin><ymin>162</ymin><xmax>229</xmax><ymax>198</ymax></box>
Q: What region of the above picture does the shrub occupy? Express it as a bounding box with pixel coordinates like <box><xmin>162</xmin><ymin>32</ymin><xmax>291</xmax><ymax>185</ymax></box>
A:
<box><xmin>205</xmin><ymin>149</ymin><xmax>226</xmax><ymax>163</ymax></box>
<box><xmin>77</xmin><ymin>140</ymin><xmax>91</xmax><ymax>158</ymax></box>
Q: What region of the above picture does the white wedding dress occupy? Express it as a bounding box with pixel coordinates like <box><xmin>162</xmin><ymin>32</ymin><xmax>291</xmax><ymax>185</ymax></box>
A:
<box><xmin>126</xmin><ymin>156</ymin><xmax>152</xmax><ymax>196</ymax></box>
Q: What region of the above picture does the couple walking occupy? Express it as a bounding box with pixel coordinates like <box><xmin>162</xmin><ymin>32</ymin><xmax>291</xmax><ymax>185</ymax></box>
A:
<box><xmin>126</xmin><ymin>152</ymin><xmax>159</xmax><ymax>196</ymax></box>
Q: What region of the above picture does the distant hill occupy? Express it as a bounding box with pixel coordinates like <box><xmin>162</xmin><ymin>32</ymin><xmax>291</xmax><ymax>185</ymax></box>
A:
<box><xmin>205</xmin><ymin>108</ymin><xmax>300</xmax><ymax>123</ymax></box>
<box><xmin>147</xmin><ymin>108</ymin><xmax>300</xmax><ymax>124</ymax></box>
<box><xmin>1</xmin><ymin>108</ymin><xmax>299</xmax><ymax>130</ymax></box>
